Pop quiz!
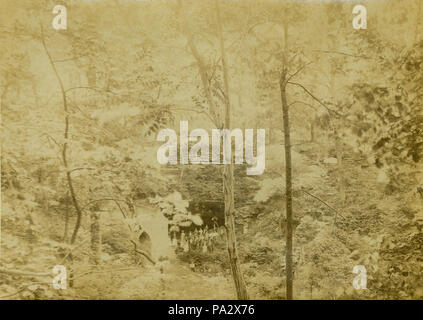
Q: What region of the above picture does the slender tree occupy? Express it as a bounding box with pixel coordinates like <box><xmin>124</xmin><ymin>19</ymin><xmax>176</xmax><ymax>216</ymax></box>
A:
<box><xmin>177</xmin><ymin>0</ymin><xmax>248</xmax><ymax>299</ymax></box>
<box><xmin>279</xmin><ymin>22</ymin><xmax>294</xmax><ymax>300</ymax></box>
<box><xmin>40</xmin><ymin>24</ymin><xmax>83</xmax><ymax>246</ymax></box>
<box><xmin>215</xmin><ymin>0</ymin><xmax>249</xmax><ymax>300</ymax></box>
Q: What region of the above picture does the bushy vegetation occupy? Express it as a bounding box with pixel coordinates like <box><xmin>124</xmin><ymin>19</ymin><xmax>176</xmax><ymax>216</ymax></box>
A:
<box><xmin>1</xmin><ymin>0</ymin><xmax>422</xmax><ymax>300</ymax></box>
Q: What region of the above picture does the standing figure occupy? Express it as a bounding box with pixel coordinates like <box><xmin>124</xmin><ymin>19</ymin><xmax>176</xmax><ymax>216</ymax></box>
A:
<box><xmin>180</xmin><ymin>230</ymin><xmax>186</xmax><ymax>250</ymax></box>
<box><xmin>199</xmin><ymin>229</ymin><xmax>204</xmax><ymax>249</ymax></box>
<box><xmin>212</xmin><ymin>217</ymin><xmax>218</xmax><ymax>232</ymax></box>
<box><xmin>183</xmin><ymin>238</ymin><xmax>189</xmax><ymax>252</ymax></box>
<box><xmin>189</xmin><ymin>231</ymin><xmax>194</xmax><ymax>250</ymax></box>
<box><xmin>207</xmin><ymin>234</ymin><xmax>214</xmax><ymax>252</ymax></box>
<box><xmin>169</xmin><ymin>224</ymin><xmax>180</xmax><ymax>249</ymax></box>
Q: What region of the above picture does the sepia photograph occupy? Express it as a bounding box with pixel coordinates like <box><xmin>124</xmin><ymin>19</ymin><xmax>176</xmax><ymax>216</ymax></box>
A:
<box><xmin>0</xmin><ymin>0</ymin><xmax>422</xmax><ymax>302</ymax></box>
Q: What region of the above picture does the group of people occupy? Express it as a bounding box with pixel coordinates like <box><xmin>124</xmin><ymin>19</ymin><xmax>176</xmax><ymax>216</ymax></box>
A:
<box><xmin>170</xmin><ymin>225</ymin><xmax>223</xmax><ymax>254</ymax></box>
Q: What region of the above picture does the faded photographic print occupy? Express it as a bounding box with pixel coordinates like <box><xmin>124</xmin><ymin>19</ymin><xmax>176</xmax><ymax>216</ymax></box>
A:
<box><xmin>0</xmin><ymin>0</ymin><xmax>422</xmax><ymax>301</ymax></box>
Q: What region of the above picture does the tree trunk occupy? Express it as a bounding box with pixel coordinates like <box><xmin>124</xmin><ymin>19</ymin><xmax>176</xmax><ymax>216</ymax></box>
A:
<box><xmin>177</xmin><ymin>0</ymin><xmax>248</xmax><ymax>298</ymax></box>
<box><xmin>223</xmin><ymin>165</ymin><xmax>248</xmax><ymax>299</ymax></box>
<box><xmin>280</xmin><ymin>22</ymin><xmax>294</xmax><ymax>300</ymax></box>
<box><xmin>280</xmin><ymin>70</ymin><xmax>294</xmax><ymax>300</ymax></box>
<box><xmin>40</xmin><ymin>24</ymin><xmax>84</xmax><ymax>288</ymax></box>
<box><xmin>215</xmin><ymin>0</ymin><xmax>249</xmax><ymax>299</ymax></box>
<box><xmin>310</xmin><ymin>119</ymin><xmax>315</xmax><ymax>142</ymax></box>
<box><xmin>63</xmin><ymin>193</ymin><xmax>70</xmax><ymax>242</ymax></box>
<box><xmin>335</xmin><ymin>134</ymin><xmax>346</xmax><ymax>206</ymax></box>
<box><xmin>90</xmin><ymin>210</ymin><xmax>102</xmax><ymax>265</ymax></box>
<box><xmin>40</xmin><ymin>25</ymin><xmax>83</xmax><ymax>247</ymax></box>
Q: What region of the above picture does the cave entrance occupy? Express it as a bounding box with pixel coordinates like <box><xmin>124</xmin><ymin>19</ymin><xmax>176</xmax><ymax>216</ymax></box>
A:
<box><xmin>188</xmin><ymin>200</ymin><xmax>225</xmax><ymax>229</ymax></box>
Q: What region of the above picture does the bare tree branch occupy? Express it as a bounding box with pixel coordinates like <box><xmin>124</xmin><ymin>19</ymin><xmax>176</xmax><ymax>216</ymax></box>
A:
<box><xmin>40</xmin><ymin>21</ymin><xmax>84</xmax><ymax>245</ymax></box>
<box><xmin>287</xmin><ymin>62</ymin><xmax>312</xmax><ymax>82</ymax></box>
<box><xmin>313</xmin><ymin>49</ymin><xmax>371</xmax><ymax>59</ymax></box>
<box><xmin>287</xmin><ymin>81</ymin><xmax>342</xmax><ymax>116</ymax></box>
<box><xmin>0</xmin><ymin>267</ymin><xmax>51</xmax><ymax>277</ymax></box>
<box><xmin>53</xmin><ymin>55</ymin><xmax>88</xmax><ymax>63</ymax></box>
<box><xmin>130</xmin><ymin>240</ymin><xmax>156</xmax><ymax>265</ymax></box>
<box><xmin>288</xmin><ymin>100</ymin><xmax>318</xmax><ymax>111</ymax></box>
<box><xmin>64</xmin><ymin>86</ymin><xmax>117</xmax><ymax>95</ymax></box>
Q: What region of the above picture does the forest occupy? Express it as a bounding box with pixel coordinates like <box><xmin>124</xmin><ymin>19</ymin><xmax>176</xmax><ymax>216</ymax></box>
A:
<box><xmin>0</xmin><ymin>0</ymin><xmax>422</xmax><ymax>300</ymax></box>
